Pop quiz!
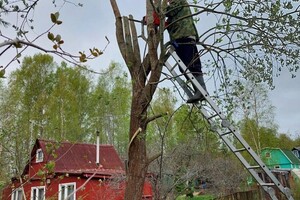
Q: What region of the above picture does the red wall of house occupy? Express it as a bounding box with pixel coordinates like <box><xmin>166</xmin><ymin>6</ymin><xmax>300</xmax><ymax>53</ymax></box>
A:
<box><xmin>29</xmin><ymin>162</ymin><xmax>45</xmax><ymax>178</ymax></box>
<box><xmin>2</xmin><ymin>175</ymin><xmax>153</xmax><ymax>200</ymax></box>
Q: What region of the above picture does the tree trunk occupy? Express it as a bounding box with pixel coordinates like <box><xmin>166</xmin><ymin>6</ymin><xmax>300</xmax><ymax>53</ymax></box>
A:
<box><xmin>109</xmin><ymin>0</ymin><xmax>163</xmax><ymax>199</ymax></box>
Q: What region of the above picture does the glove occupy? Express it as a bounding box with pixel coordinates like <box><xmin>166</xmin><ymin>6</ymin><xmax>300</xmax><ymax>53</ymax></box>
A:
<box><xmin>142</xmin><ymin>12</ymin><xmax>160</xmax><ymax>26</ymax></box>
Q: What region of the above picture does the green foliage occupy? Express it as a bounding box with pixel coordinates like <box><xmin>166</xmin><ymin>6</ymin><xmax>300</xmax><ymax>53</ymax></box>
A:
<box><xmin>45</xmin><ymin>161</ymin><xmax>55</xmax><ymax>173</ymax></box>
<box><xmin>48</xmin><ymin>32</ymin><xmax>64</xmax><ymax>50</ymax></box>
<box><xmin>239</xmin><ymin>116</ymin><xmax>296</xmax><ymax>163</ymax></box>
<box><xmin>87</xmin><ymin>62</ymin><xmax>131</xmax><ymax>154</ymax></box>
<box><xmin>177</xmin><ymin>195</ymin><xmax>214</xmax><ymax>200</ymax></box>
<box><xmin>37</xmin><ymin>169</ymin><xmax>45</xmax><ymax>177</ymax></box>
<box><xmin>0</xmin><ymin>54</ymin><xmax>55</xmax><ymax>174</ymax></box>
<box><xmin>50</xmin><ymin>12</ymin><xmax>62</xmax><ymax>25</ymax></box>
<box><xmin>196</xmin><ymin>0</ymin><xmax>300</xmax><ymax>101</ymax></box>
<box><xmin>291</xmin><ymin>179</ymin><xmax>300</xmax><ymax>200</ymax></box>
<box><xmin>45</xmin><ymin>63</ymin><xmax>92</xmax><ymax>141</ymax></box>
<box><xmin>79</xmin><ymin>49</ymin><xmax>103</xmax><ymax>63</ymax></box>
<box><xmin>0</xmin><ymin>69</ymin><xmax>5</xmax><ymax>78</ymax></box>
<box><xmin>89</xmin><ymin>48</ymin><xmax>103</xmax><ymax>57</ymax></box>
<box><xmin>239</xmin><ymin>118</ymin><xmax>278</xmax><ymax>152</ymax></box>
<box><xmin>223</xmin><ymin>0</ymin><xmax>233</xmax><ymax>12</ymax></box>
<box><xmin>276</xmin><ymin>133</ymin><xmax>295</xmax><ymax>149</ymax></box>
<box><xmin>146</xmin><ymin>87</ymin><xmax>176</xmax><ymax>148</ymax></box>
<box><xmin>0</xmin><ymin>55</ymin><xmax>132</xmax><ymax>181</ymax></box>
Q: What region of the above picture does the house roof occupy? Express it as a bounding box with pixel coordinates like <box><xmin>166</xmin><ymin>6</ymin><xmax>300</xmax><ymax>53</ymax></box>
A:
<box><xmin>281</xmin><ymin>149</ymin><xmax>300</xmax><ymax>165</ymax></box>
<box><xmin>25</xmin><ymin>139</ymin><xmax>124</xmax><ymax>177</ymax></box>
<box><xmin>262</xmin><ymin>147</ymin><xmax>300</xmax><ymax>164</ymax></box>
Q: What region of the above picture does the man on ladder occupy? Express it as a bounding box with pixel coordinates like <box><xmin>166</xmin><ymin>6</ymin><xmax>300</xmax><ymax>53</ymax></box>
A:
<box><xmin>165</xmin><ymin>0</ymin><xmax>208</xmax><ymax>103</ymax></box>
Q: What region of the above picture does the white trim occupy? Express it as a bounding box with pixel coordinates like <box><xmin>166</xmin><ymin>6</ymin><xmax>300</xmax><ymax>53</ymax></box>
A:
<box><xmin>36</xmin><ymin>148</ymin><xmax>44</xmax><ymax>163</ymax></box>
<box><xmin>11</xmin><ymin>188</ymin><xmax>22</xmax><ymax>200</ymax></box>
<box><xmin>58</xmin><ymin>182</ymin><xmax>76</xmax><ymax>200</ymax></box>
<box><xmin>31</xmin><ymin>186</ymin><xmax>45</xmax><ymax>200</ymax></box>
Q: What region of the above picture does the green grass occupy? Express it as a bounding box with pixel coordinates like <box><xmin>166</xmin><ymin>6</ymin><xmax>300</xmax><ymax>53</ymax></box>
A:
<box><xmin>176</xmin><ymin>194</ymin><xmax>214</xmax><ymax>200</ymax></box>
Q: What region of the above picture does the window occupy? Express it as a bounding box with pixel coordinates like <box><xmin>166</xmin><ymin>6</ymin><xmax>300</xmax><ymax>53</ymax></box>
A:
<box><xmin>11</xmin><ymin>188</ymin><xmax>23</xmax><ymax>200</ymax></box>
<box><xmin>31</xmin><ymin>186</ymin><xmax>45</xmax><ymax>200</ymax></box>
<box><xmin>274</xmin><ymin>165</ymin><xmax>281</xmax><ymax>169</ymax></box>
<box><xmin>293</xmin><ymin>150</ymin><xmax>299</xmax><ymax>158</ymax></box>
<box><xmin>59</xmin><ymin>183</ymin><xmax>76</xmax><ymax>200</ymax></box>
<box><xmin>36</xmin><ymin>149</ymin><xmax>43</xmax><ymax>163</ymax></box>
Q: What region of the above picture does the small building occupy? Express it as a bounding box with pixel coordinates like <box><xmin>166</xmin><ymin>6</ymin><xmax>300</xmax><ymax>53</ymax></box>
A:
<box><xmin>261</xmin><ymin>147</ymin><xmax>300</xmax><ymax>169</ymax></box>
<box><xmin>292</xmin><ymin>147</ymin><xmax>300</xmax><ymax>159</ymax></box>
<box><xmin>2</xmin><ymin>139</ymin><xmax>153</xmax><ymax>200</ymax></box>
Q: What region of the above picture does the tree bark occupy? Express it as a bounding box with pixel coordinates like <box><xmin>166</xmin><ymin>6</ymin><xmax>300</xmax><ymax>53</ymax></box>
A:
<box><xmin>109</xmin><ymin>0</ymin><xmax>162</xmax><ymax>199</ymax></box>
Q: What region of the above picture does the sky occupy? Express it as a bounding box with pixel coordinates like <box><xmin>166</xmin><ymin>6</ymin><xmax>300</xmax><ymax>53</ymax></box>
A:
<box><xmin>1</xmin><ymin>0</ymin><xmax>299</xmax><ymax>138</ymax></box>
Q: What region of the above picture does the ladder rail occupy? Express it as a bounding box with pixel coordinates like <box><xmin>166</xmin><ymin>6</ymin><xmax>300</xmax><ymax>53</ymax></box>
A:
<box><xmin>164</xmin><ymin>46</ymin><xmax>294</xmax><ymax>200</ymax></box>
<box><xmin>201</xmin><ymin>108</ymin><xmax>285</xmax><ymax>195</ymax></box>
<box><xmin>167</xmin><ymin>47</ymin><xmax>226</xmax><ymax>118</ymax></box>
<box><xmin>200</xmin><ymin>102</ymin><xmax>293</xmax><ymax>200</ymax></box>
<box><xmin>164</xmin><ymin>60</ymin><xmax>193</xmax><ymax>98</ymax></box>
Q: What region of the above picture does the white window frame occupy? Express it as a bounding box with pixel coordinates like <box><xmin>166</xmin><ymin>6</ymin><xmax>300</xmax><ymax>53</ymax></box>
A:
<box><xmin>11</xmin><ymin>188</ymin><xmax>23</xmax><ymax>200</ymax></box>
<box><xmin>31</xmin><ymin>186</ymin><xmax>45</xmax><ymax>200</ymax></box>
<box><xmin>59</xmin><ymin>182</ymin><xmax>76</xmax><ymax>200</ymax></box>
<box><xmin>36</xmin><ymin>148</ymin><xmax>44</xmax><ymax>163</ymax></box>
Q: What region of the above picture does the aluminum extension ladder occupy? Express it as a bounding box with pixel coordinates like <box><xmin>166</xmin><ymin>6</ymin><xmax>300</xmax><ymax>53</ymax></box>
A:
<box><xmin>164</xmin><ymin>46</ymin><xmax>294</xmax><ymax>200</ymax></box>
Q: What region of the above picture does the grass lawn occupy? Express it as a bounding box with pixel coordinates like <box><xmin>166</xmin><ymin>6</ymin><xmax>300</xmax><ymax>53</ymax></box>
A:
<box><xmin>176</xmin><ymin>194</ymin><xmax>214</xmax><ymax>200</ymax></box>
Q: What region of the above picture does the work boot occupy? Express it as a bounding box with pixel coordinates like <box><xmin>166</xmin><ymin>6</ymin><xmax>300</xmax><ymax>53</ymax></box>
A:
<box><xmin>187</xmin><ymin>75</ymin><xmax>207</xmax><ymax>103</ymax></box>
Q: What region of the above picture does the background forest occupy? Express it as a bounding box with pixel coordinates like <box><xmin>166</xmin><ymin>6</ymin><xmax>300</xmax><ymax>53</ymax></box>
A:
<box><xmin>1</xmin><ymin>53</ymin><xmax>300</xmax><ymax>198</ymax></box>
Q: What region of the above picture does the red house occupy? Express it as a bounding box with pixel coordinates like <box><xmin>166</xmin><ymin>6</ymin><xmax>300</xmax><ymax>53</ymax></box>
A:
<box><xmin>2</xmin><ymin>139</ymin><xmax>153</xmax><ymax>200</ymax></box>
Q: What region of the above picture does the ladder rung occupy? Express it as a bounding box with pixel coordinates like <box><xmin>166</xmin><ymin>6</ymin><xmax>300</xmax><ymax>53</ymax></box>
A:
<box><xmin>247</xmin><ymin>165</ymin><xmax>260</xmax><ymax>169</ymax></box>
<box><xmin>207</xmin><ymin>113</ymin><xmax>219</xmax><ymax>120</ymax></box>
<box><xmin>233</xmin><ymin>148</ymin><xmax>246</xmax><ymax>153</ymax></box>
<box><xmin>170</xmin><ymin>64</ymin><xmax>178</xmax><ymax>72</ymax></box>
<box><xmin>260</xmin><ymin>182</ymin><xmax>275</xmax><ymax>186</ymax></box>
<box><xmin>220</xmin><ymin>131</ymin><xmax>232</xmax><ymax>136</ymax></box>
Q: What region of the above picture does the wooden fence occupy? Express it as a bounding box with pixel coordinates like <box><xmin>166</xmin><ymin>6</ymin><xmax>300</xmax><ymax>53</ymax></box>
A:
<box><xmin>214</xmin><ymin>189</ymin><xmax>263</xmax><ymax>200</ymax></box>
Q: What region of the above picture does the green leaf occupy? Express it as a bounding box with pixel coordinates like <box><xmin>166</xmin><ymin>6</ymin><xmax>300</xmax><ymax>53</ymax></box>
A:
<box><xmin>47</xmin><ymin>32</ymin><xmax>55</xmax><ymax>41</ymax></box>
<box><xmin>223</xmin><ymin>0</ymin><xmax>233</xmax><ymax>11</ymax></box>
<box><xmin>55</xmin><ymin>34</ymin><xmax>61</xmax><ymax>42</ymax></box>
<box><xmin>79</xmin><ymin>52</ymin><xmax>87</xmax><ymax>62</ymax></box>
<box><xmin>14</xmin><ymin>41</ymin><xmax>22</xmax><ymax>48</ymax></box>
<box><xmin>0</xmin><ymin>69</ymin><xmax>5</xmax><ymax>78</ymax></box>
<box><xmin>37</xmin><ymin>169</ymin><xmax>44</xmax><ymax>177</ymax></box>
<box><xmin>50</xmin><ymin>13</ymin><xmax>57</xmax><ymax>23</ymax></box>
<box><xmin>58</xmin><ymin>40</ymin><xmax>64</xmax><ymax>45</ymax></box>
<box><xmin>45</xmin><ymin>161</ymin><xmax>55</xmax><ymax>173</ymax></box>
<box><xmin>54</xmin><ymin>12</ymin><xmax>60</xmax><ymax>20</ymax></box>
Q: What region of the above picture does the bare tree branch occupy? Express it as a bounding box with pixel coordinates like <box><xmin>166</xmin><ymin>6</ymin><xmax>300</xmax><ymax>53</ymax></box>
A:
<box><xmin>147</xmin><ymin>153</ymin><xmax>162</xmax><ymax>166</ymax></box>
<box><xmin>146</xmin><ymin>112</ymin><xmax>168</xmax><ymax>125</ymax></box>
